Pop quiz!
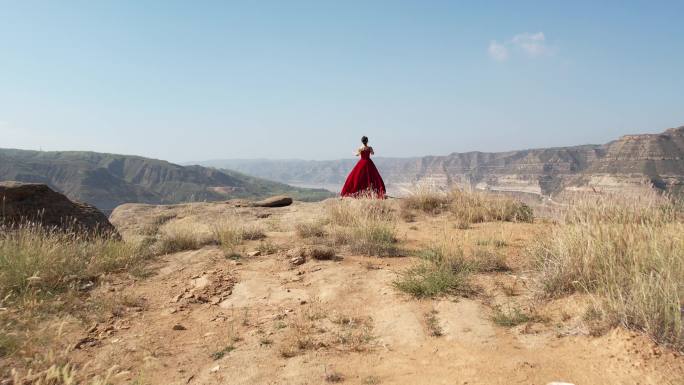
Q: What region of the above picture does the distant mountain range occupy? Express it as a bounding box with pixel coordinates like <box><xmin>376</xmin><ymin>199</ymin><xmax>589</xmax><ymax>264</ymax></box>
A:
<box><xmin>191</xmin><ymin>125</ymin><xmax>684</xmax><ymax>197</ymax></box>
<box><xmin>0</xmin><ymin>149</ymin><xmax>332</xmax><ymax>211</ymax></box>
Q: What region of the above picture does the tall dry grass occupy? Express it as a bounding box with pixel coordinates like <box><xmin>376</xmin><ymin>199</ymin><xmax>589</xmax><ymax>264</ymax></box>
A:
<box><xmin>449</xmin><ymin>189</ymin><xmax>533</xmax><ymax>223</ymax></box>
<box><xmin>401</xmin><ymin>187</ymin><xmax>533</xmax><ymax>223</ymax></box>
<box><xmin>156</xmin><ymin>222</ymin><xmax>215</xmax><ymax>254</ymax></box>
<box><xmin>0</xmin><ymin>223</ymin><xmax>153</xmax><ymax>381</ymax></box>
<box><xmin>534</xmin><ymin>191</ymin><xmax>684</xmax><ymax>350</ymax></box>
<box><xmin>0</xmin><ymin>223</ymin><xmax>150</xmax><ymax>298</ymax></box>
<box><xmin>401</xmin><ymin>185</ymin><xmax>452</xmax><ymax>214</ymax></box>
<box><xmin>212</xmin><ymin>221</ymin><xmax>266</xmax><ymax>258</ymax></box>
<box><xmin>325</xmin><ymin>197</ymin><xmax>400</xmax><ymax>256</ymax></box>
<box><xmin>155</xmin><ymin>219</ymin><xmax>266</xmax><ymax>257</ymax></box>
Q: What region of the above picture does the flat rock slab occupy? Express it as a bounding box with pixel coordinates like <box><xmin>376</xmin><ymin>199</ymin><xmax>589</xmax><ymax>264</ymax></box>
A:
<box><xmin>252</xmin><ymin>195</ymin><xmax>293</xmax><ymax>207</ymax></box>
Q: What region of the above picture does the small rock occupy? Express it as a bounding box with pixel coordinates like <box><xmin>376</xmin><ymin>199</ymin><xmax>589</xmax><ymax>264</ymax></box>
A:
<box><xmin>79</xmin><ymin>281</ymin><xmax>95</xmax><ymax>291</ymax></box>
<box><xmin>290</xmin><ymin>256</ymin><xmax>306</xmax><ymax>266</ymax></box>
<box><xmin>253</xmin><ymin>195</ymin><xmax>293</xmax><ymax>208</ymax></box>
<box><xmin>547</xmin><ymin>383</ymin><xmax>575</xmax><ymax>385</ymax></box>
<box><xmin>209</xmin><ymin>365</ymin><xmax>220</xmax><ymax>373</ymax></box>
<box><xmin>300</xmin><ymin>300</ymin><xmax>307</xmax><ymax>305</ymax></box>
<box><xmin>210</xmin><ymin>297</ymin><xmax>221</xmax><ymax>305</ymax></box>
<box><xmin>247</xmin><ymin>250</ymin><xmax>262</xmax><ymax>257</ymax></box>
<box><xmin>73</xmin><ymin>336</ymin><xmax>98</xmax><ymax>349</ymax></box>
<box><xmin>172</xmin><ymin>324</ymin><xmax>187</xmax><ymax>331</ymax></box>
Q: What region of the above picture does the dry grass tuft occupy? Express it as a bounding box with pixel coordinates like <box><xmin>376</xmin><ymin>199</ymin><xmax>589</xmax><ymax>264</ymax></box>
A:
<box><xmin>157</xmin><ymin>222</ymin><xmax>214</xmax><ymax>254</ymax></box>
<box><xmin>279</xmin><ymin>300</ymin><xmax>375</xmax><ymax>358</ymax></box>
<box><xmin>256</xmin><ymin>240</ymin><xmax>280</xmax><ymax>255</ymax></box>
<box><xmin>401</xmin><ymin>185</ymin><xmax>452</xmax><ymax>214</ymax></box>
<box><xmin>471</xmin><ymin>248</ymin><xmax>510</xmax><ymax>272</ymax></box>
<box><xmin>295</xmin><ymin>220</ymin><xmax>328</xmax><ymax>238</ymax></box>
<box><xmin>395</xmin><ymin>234</ymin><xmax>513</xmax><ymax>298</ymax></box>
<box><xmin>0</xmin><ymin>223</ymin><xmax>150</xmax><ymax>298</ymax></box>
<box><xmin>211</xmin><ymin>222</ymin><xmax>267</xmax><ymax>258</ymax></box>
<box><xmin>394</xmin><ymin>239</ymin><xmax>474</xmax><ymax>298</ymax></box>
<box><xmin>400</xmin><ymin>187</ymin><xmax>533</xmax><ymax>224</ymax></box>
<box><xmin>240</xmin><ymin>224</ymin><xmax>267</xmax><ymax>240</ymax></box>
<box><xmin>534</xmin><ymin>192</ymin><xmax>684</xmax><ymax>350</ymax></box>
<box><xmin>449</xmin><ymin>189</ymin><xmax>533</xmax><ymax>223</ymax></box>
<box><xmin>425</xmin><ymin>309</ymin><xmax>443</xmax><ymax>337</ymax></box>
<box><xmin>491</xmin><ymin>305</ymin><xmax>544</xmax><ymax>327</ymax></box>
<box><xmin>325</xmin><ymin>198</ymin><xmax>400</xmax><ymax>257</ymax></box>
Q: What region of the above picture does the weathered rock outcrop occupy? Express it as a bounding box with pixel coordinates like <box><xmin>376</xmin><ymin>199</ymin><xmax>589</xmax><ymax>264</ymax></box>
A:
<box><xmin>0</xmin><ymin>181</ymin><xmax>118</xmax><ymax>236</ymax></box>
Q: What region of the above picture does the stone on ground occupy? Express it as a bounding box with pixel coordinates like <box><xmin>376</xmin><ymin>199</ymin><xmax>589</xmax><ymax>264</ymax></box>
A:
<box><xmin>253</xmin><ymin>195</ymin><xmax>293</xmax><ymax>207</ymax></box>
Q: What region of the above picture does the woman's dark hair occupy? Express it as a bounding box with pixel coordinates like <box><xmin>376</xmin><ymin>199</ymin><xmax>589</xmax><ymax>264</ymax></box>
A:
<box><xmin>361</xmin><ymin>136</ymin><xmax>368</xmax><ymax>145</ymax></box>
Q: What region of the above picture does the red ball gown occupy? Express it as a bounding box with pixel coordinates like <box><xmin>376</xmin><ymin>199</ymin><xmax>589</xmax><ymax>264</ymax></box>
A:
<box><xmin>340</xmin><ymin>147</ymin><xmax>386</xmax><ymax>198</ymax></box>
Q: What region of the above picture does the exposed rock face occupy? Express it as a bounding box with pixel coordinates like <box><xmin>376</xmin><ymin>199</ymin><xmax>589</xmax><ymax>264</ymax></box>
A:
<box><xmin>197</xmin><ymin>126</ymin><xmax>684</xmax><ymax>197</ymax></box>
<box><xmin>0</xmin><ymin>181</ymin><xmax>118</xmax><ymax>236</ymax></box>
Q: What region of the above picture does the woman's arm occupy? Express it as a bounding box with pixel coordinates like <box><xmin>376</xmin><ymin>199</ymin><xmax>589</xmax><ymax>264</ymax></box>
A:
<box><xmin>370</xmin><ymin>146</ymin><xmax>375</xmax><ymax>155</ymax></box>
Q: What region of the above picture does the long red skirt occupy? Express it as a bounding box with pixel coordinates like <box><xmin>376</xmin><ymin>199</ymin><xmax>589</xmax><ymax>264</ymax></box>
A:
<box><xmin>340</xmin><ymin>158</ymin><xmax>386</xmax><ymax>198</ymax></box>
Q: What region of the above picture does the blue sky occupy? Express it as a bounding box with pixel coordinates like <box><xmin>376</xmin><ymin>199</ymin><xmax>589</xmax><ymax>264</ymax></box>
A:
<box><xmin>1</xmin><ymin>1</ymin><xmax>683</xmax><ymax>162</ymax></box>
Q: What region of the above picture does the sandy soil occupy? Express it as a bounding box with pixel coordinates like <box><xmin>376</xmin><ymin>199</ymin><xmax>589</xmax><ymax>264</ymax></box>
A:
<box><xmin>29</xmin><ymin>200</ymin><xmax>684</xmax><ymax>384</ymax></box>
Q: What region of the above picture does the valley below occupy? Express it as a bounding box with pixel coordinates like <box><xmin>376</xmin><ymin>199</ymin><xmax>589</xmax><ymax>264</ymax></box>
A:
<box><xmin>196</xmin><ymin>125</ymin><xmax>684</xmax><ymax>199</ymax></box>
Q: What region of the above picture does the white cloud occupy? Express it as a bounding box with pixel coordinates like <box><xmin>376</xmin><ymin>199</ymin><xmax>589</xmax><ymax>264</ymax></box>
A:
<box><xmin>512</xmin><ymin>32</ymin><xmax>550</xmax><ymax>57</ymax></box>
<box><xmin>489</xmin><ymin>32</ymin><xmax>553</xmax><ymax>61</ymax></box>
<box><xmin>488</xmin><ymin>40</ymin><xmax>509</xmax><ymax>61</ymax></box>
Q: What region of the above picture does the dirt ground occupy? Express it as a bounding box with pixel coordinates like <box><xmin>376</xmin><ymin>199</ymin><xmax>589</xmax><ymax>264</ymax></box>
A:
<box><xmin>19</xmin><ymin>200</ymin><xmax>684</xmax><ymax>385</ymax></box>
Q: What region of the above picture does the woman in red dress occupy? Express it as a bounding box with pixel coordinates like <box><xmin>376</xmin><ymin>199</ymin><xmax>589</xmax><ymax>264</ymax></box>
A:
<box><xmin>340</xmin><ymin>136</ymin><xmax>386</xmax><ymax>198</ymax></box>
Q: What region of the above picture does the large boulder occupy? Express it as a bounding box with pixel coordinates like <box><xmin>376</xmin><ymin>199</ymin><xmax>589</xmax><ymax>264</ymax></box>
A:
<box><xmin>252</xmin><ymin>195</ymin><xmax>293</xmax><ymax>208</ymax></box>
<box><xmin>0</xmin><ymin>181</ymin><xmax>118</xmax><ymax>237</ymax></box>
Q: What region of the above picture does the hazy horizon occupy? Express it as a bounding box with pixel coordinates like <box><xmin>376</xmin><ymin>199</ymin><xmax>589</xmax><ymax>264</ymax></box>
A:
<box><xmin>2</xmin><ymin>1</ymin><xmax>683</xmax><ymax>163</ymax></box>
<box><xmin>5</xmin><ymin>120</ymin><xmax>682</xmax><ymax>166</ymax></box>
